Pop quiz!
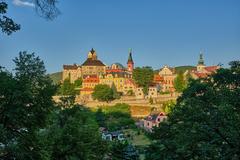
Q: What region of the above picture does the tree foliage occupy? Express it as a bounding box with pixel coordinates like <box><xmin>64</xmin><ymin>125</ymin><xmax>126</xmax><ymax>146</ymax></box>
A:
<box><xmin>146</xmin><ymin>61</ymin><xmax>240</xmax><ymax>160</ymax></box>
<box><xmin>111</xmin><ymin>83</ymin><xmax>120</xmax><ymax>99</ymax></box>
<box><xmin>45</xmin><ymin>106</ymin><xmax>107</xmax><ymax>160</ymax></box>
<box><xmin>109</xmin><ymin>141</ymin><xmax>139</xmax><ymax>160</ymax></box>
<box><xmin>34</xmin><ymin>0</ymin><xmax>60</xmax><ymax>20</ymax></box>
<box><xmin>57</xmin><ymin>78</ymin><xmax>76</xmax><ymax>95</ymax></box>
<box><xmin>1</xmin><ymin>0</ymin><xmax>60</xmax><ymax>36</ymax></box>
<box><xmin>0</xmin><ymin>52</ymin><xmax>56</xmax><ymax>159</ymax></box>
<box><xmin>0</xmin><ymin>53</ymin><xmax>109</xmax><ymax>159</ymax></box>
<box><xmin>0</xmin><ymin>2</ymin><xmax>20</xmax><ymax>35</ymax></box>
<box><xmin>74</xmin><ymin>78</ymin><xmax>82</xmax><ymax>88</ymax></box>
<box><xmin>174</xmin><ymin>71</ymin><xmax>187</xmax><ymax>92</ymax></box>
<box><xmin>92</xmin><ymin>84</ymin><xmax>115</xmax><ymax>102</ymax></box>
<box><xmin>96</xmin><ymin>104</ymin><xmax>134</xmax><ymax>131</ymax></box>
<box><xmin>133</xmin><ymin>66</ymin><xmax>154</xmax><ymax>95</ymax></box>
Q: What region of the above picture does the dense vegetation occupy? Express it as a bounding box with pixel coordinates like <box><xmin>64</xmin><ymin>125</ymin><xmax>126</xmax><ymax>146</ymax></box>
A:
<box><xmin>133</xmin><ymin>66</ymin><xmax>154</xmax><ymax>95</ymax></box>
<box><xmin>174</xmin><ymin>71</ymin><xmax>187</xmax><ymax>92</ymax></box>
<box><xmin>2</xmin><ymin>52</ymin><xmax>239</xmax><ymax>160</ymax></box>
<box><xmin>0</xmin><ymin>52</ymin><xmax>106</xmax><ymax>159</ymax></box>
<box><xmin>146</xmin><ymin>61</ymin><xmax>240</xmax><ymax>160</ymax></box>
<box><xmin>174</xmin><ymin>65</ymin><xmax>195</xmax><ymax>74</ymax></box>
<box><xmin>96</xmin><ymin>103</ymin><xmax>135</xmax><ymax>131</ymax></box>
<box><xmin>92</xmin><ymin>84</ymin><xmax>119</xmax><ymax>102</ymax></box>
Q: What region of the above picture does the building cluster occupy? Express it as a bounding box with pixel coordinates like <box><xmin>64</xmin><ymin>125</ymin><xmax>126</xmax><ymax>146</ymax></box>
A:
<box><xmin>185</xmin><ymin>53</ymin><xmax>220</xmax><ymax>79</ymax></box>
<box><xmin>62</xmin><ymin>48</ymin><xmax>135</xmax><ymax>99</ymax></box>
<box><xmin>62</xmin><ymin>49</ymin><xmax>219</xmax><ymax>100</ymax></box>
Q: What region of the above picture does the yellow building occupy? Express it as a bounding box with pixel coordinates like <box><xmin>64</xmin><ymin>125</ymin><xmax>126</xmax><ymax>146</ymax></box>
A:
<box><xmin>158</xmin><ymin>65</ymin><xmax>176</xmax><ymax>92</ymax></box>
<box><xmin>62</xmin><ymin>64</ymin><xmax>82</xmax><ymax>83</ymax></box>
<box><xmin>99</xmin><ymin>72</ymin><xmax>132</xmax><ymax>94</ymax></box>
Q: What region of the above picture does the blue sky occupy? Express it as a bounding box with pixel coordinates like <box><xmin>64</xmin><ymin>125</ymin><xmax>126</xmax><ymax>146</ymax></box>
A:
<box><xmin>1</xmin><ymin>0</ymin><xmax>240</xmax><ymax>73</ymax></box>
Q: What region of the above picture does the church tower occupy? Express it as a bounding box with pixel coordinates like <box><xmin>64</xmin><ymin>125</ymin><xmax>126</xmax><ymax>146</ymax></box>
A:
<box><xmin>127</xmin><ymin>49</ymin><xmax>134</xmax><ymax>72</ymax></box>
<box><xmin>197</xmin><ymin>52</ymin><xmax>206</xmax><ymax>72</ymax></box>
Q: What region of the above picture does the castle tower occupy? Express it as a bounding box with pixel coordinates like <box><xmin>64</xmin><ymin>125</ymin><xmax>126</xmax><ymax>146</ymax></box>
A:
<box><xmin>88</xmin><ymin>48</ymin><xmax>97</xmax><ymax>60</ymax></box>
<box><xmin>127</xmin><ymin>49</ymin><xmax>134</xmax><ymax>72</ymax></box>
<box><xmin>197</xmin><ymin>52</ymin><xmax>206</xmax><ymax>72</ymax></box>
<box><xmin>91</xmin><ymin>48</ymin><xmax>97</xmax><ymax>60</ymax></box>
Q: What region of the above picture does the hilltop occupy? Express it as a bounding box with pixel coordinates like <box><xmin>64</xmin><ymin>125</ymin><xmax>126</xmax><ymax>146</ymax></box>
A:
<box><xmin>49</xmin><ymin>72</ymin><xmax>62</xmax><ymax>84</ymax></box>
<box><xmin>174</xmin><ymin>65</ymin><xmax>195</xmax><ymax>74</ymax></box>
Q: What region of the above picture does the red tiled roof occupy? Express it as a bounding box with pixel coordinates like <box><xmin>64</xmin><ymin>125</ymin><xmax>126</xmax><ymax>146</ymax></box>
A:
<box><xmin>82</xmin><ymin>59</ymin><xmax>105</xmax><ymax>66</ymax></box>
<box><xmin>63</xmin><ymin>64</ymin><xmax>78</xmax><ymax>69</ymax></box>
<box><xmin>83</xmin><ymin>76</ymin><xmax>99</xmax><ymax>83</ymax></box>
<box><xmin>154</xmin><ymin>74</ymin><xmax>164</xmax><ymax>82</ymax></box>
<box><xmin>193</xmin><ymin>72</ymin><xmax>208</xmax><ymax>78</ymax></box>
<box><xmin>124</xmin><ymin>78</ymin><xmax>136</xmax><ymax>86</ymax></box>
<box><xmin>204</xmin><ymin>66</ymin><xmax>219</xmax><ymax>73</ymax></box>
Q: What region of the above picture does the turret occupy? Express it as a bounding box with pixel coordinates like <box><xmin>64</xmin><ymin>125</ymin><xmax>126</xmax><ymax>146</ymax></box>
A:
<box><xmin>197</xmin><ymin>52</ymin><xmax>206</xmax><ymax>72</ymax></box>
<box><xmin>127</xmin><ymin>49</ymin><xmax>134</xmax><ymax>72</ymax></box>
<box><xmin>88</xmin><ymin>48</ymin><xmax>97</xmax><ymax>60</ymax></box>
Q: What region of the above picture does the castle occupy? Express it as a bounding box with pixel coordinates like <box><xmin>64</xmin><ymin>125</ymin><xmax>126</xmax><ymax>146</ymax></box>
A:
<box><xmin>62</xmin><ymin>48</ymin><xmax>134</xmax><ymax>83</ymax></box>
<box><xmin>62</xmin><ymin>49</ymin><xmax>135</xmax><ymax>97</ymax></box>
<box><xmin>62</xmin><ymin>49</ymin><xmax>219</xmax><ymax>99</ymax></box>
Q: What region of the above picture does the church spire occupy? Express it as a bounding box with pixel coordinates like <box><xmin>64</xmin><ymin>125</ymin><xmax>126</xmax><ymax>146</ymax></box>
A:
<box><xmin>198</xmin><ymin>52</ymin><xmax>204</xmax><ymax>65</ymax></box>
<box><xmin>127</xmin><ymin>49</ymin><xmax>134</xmax><ymax>72</ymax></box>
<box><xmin>127</xmin><ymin>48</ymin><xmax>134</xmax><ymax>64</ymax></box>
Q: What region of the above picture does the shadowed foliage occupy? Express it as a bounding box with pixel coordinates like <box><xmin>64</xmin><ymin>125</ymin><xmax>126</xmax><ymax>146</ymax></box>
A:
<box><xmin>146</xmin><ymin>61</ymin><xmax>240</xmax><ymax>160</ymax></box>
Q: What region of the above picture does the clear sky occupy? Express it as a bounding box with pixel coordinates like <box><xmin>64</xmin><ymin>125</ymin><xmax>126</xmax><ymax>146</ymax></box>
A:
<box><xmin>1</xmin><ymin>0</ymin><xmax>240</xmax><ymax>73</ymax></box>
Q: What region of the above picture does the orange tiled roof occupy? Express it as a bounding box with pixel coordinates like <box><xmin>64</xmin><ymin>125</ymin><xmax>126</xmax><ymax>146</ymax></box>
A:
<box><xmin>83</xmin><ymin>76</ymin><xmax>99</xmax><ymax>83</ymax></box>
<box><xmin>154</xmin><ymin>74</ymin><xmax>164</xmax><ymax>82</ymax></box>
<box><xmin>124</xmin><ymin>78</ymin><xmax>136</xmax><ymax>86</ymax></box>
<box><xmin>193</xmin><ymin>72</ymin><xmax>208</xmax><ymax>78</ymax></box>
<box><xmin>204</xmin><ymin>66</ymin><xmax>219</xmax><ymax>73</ymax></box>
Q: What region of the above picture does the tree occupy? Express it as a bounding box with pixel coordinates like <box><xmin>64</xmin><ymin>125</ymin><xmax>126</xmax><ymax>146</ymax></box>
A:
<box><xmin>0</xmin><ymin>2</ymin><xmax>20</xmax><ymax>35</ymax></box>
<box><xmin>109</xmin><ymin>141</ymin><xmax>139</xmax><ymax>160</ymax></box>
<box><xmin>92</xmin><ymin>84</ymin><xmax>115</xmax><ymax>102</ymax></box>
<box><xmin>74</xmin><ymin>78</ymin><xmax>82</xmax><ymax>88</ymax></box>
<box><xmin>111</xmin><ymin>83</ymin><xmax>120</xmax><ymax>99</ymax></box>
<box><xmin>34</xmin><ymin>0</ymin><xmax>60</xmax><ymax>20</ymax></box>
<box><xmin>101</xmin><ymin>104</ymin><xmax>134</xmax><ymax>131</ymax></box>
<box><xmin>174</xmin><ymin>71</ymin><xmax>187</xmax><ymax>92</ymax></box>
<box><xmin>58</xmin><ymin>78</ymin><xmax>76</xmax><ymax>95</ymax></box>
<box><xmin>133</xmin><ymin>66</ymin><xmax>154</xmax><ymax>95</ymax></box>
<box><xmin>45</xmin><ymin>106</ymin><xmax>107</xmax><ymax>160</ymax></box>
<box><xmin>95</xmin><ymin>108</ymin><xmax>106</xmax><ymax>127</ymax></box>
<box><xmin>146</xmin><ymin>61</ymin><xmax>240</xmax><ymax>160</ymax></box>
<box><xmin>1</xmin><ymin>0</ymin><xmax>60</xmax><ymax>36</ymax></box>
<box><xmin>59</xmin><ymin>95</ymin><xmax>76</xmax><ymax>108</ymax></box>
<box><xmin>0</xmin><ymin>52</ymin><xmax>57</xmax><ymax>159</ymax></box>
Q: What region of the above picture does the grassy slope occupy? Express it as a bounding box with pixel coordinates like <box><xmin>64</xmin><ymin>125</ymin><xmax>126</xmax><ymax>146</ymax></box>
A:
<box><xmin>174</xmin><ymin>66</ymin><xmax>195</xmax><ymax>74</ymax></box>
<box><xmin>49</xmin><ymin>72</ymin><xmax>62</xmax><ymax>84</ymax></box>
